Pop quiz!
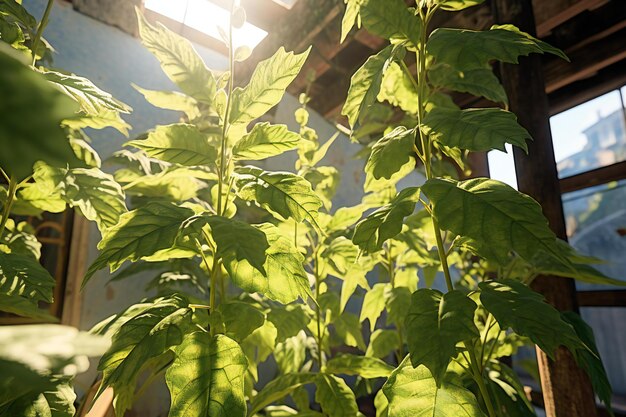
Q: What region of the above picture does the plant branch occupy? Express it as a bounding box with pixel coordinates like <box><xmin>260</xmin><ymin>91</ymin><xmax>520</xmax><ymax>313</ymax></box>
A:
<box><xmin>31</xmin><ymin>0</ymin><xmax>55</xmax><ymax>66</ymax></box>
<box><xmin>0</xmin><ymin>176</ymin><xmax>18</xmax><ymax>241</ymax></box>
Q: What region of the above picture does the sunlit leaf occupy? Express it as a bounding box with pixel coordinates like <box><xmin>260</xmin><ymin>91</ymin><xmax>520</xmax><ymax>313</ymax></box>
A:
<box><xmin>360</xmin><ymin>0</ymin><xmax>421</xmax><ymax>49</ymax></box>
<box><xmin>267</xmin><ymin>304</ymin><xmax>311</xmax><ymax>343</ymax></box>
<box><xmin>249</xmin><ymin>373</ymin><xmax>317</xmax><ymax>415</ymax></box>
<box><xmin>315</xmin><ymin>374</ymin><xmax>359</xmax><ymax>417</ymax></box>
<box><xmin>133</xmin><ymin>84</ymin><xmax>200</xmax><ymax>120</ymax></box>
<box><xmin>232</xmin><ymin>122</ymin><xmax>300</xmax><ymax>160</ymax></box>
<box><xmin>325</xmin><ymin>354</ymin><xmax>393</xmax><ymax>378</ymax></box>
<box><xmin>360</xmin><ymin>283</ymin><xmax>388</xmax><ymax>332</ymax></box>
<box><xmin>428</xmin><ymin>63</ymin><xmax>507</xmax><ymax>105</ymax></box>
<box><xmin>365</xmin><ymin>126</ymin><xmax>416</xmax><ymax>182</ymax></box>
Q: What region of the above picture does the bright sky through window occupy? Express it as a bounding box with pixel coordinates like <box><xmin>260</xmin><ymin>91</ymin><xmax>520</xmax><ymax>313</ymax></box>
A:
<box><xmin>144</xmin><ymin>0</ymin><xmax>268</xmax><ymax>50</ymax></box>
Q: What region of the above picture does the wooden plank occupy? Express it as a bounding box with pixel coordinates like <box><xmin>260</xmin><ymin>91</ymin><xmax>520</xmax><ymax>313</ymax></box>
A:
<box><xmin>544</xmin><ymin>28</ymin><xmax>626</xmax><ymax>94</ymax></box>
<box><xmin>532</xmin><ymin>0</ymin><xmax>608</xmax><ymax>38</ymax></box>
<box><xmin>577</xmin><ymin>290</ymin><xmax>626</xmax><ymax>307</ymax></box>
<box><xmin>209</xmin><ymin>0</ymin><xmax>289</xmax><ymax>32</ymax></box>
<box><xmin>492</xmin><ymin>1</ymin><xmax>599</xmax><ymax>416</ymax></box>
<box><xmin>560</xmin><ymin>161</ymin><xmax>626</xmax><ymax>194</ymax></box>
<box><xmin>61</xmin><ymin>213</ymin><xmax>91</xmax><ymax>327</ymax></box>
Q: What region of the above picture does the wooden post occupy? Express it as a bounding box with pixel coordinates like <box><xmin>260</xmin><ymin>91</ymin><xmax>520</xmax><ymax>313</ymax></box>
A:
<box><xmin>491</xmin><ymin>1</ymin><xmax>599</xmax><ymax>416</ymax></box>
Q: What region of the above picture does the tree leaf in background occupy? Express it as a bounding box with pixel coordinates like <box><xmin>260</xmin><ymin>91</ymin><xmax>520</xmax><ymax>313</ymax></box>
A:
<box><xmin>366</xmin><ymin>329</ymin><xmax>398</xmax><ymax>359</ymax></box>
<box><xmin>360</xmin><ymin>283</ymin><xmax>388</xmax><ymax>332</ymax></box>
<box><xmin>353</xmin><ymin>187</ymin><xmax>420</xmax><ymax>253</ymax></box>
<box><xmin>233</xmin><ymin>122</ymin><xmax>301</xmax><ymax>160</ymax></box>
<box><xmin>166</xmin><ymin>332</ymin><xmax>247</xmax><ymax>417</ymax></box>
<box><xmin>479</xmin><ymin>280</ymin><xmax>585</xmax><ymax>358</ymax></box>
<box><xmin>85</xmin><ymin>202</ymin><xmax>194</xmax><ymax>283</ymax></box>
<box><xmin>229</xmin><ymin>47</ymin><xmax>310</xmax><ymax>126</ymax></box>
<box><xmin>423</xmin><ymin>108</ymin><xmax>529</xmax><ymax>152</ymax></box>
<box><xmin>404</xmin><ymin>289</ymin><xmax>478</xmax><ymax>384</ymax></box>
<box><xmin>315</xmin><ymin>374</ymin><xmax>359</xmax><ymax>417</ymax></box>
<box><xmin>325</xmin><ymin>354</ymin><xmax>393</xmax><ymax>379</ymax></box>
<box><xmin>383</xmin><ymin>357</ymin><xmax>486</xmax><ymax>417</ymax></box>
<box><xmin>0</xmin><ymin>46</ymin><xmax>80</xmax><ymax>180</ymax></box>
<box><xmin>267</xmin><ymin>304</ymin><xmax>311</xmax><ymax>343</ymax></box>
<box><xmin>127</xmin><ymin>123</ymin><xmax>217</xmax><ymax>167</ymax></box>
<box><xmin>137</xmin><ymin>11</ymin><xmax>216</xmax><ymax>104</ymax></box>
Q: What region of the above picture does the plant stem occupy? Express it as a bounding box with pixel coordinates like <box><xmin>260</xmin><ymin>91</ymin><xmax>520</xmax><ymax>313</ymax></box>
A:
<box><xmin>433</xmin><ymin>217</ymin><xmax>454</xmax><ymax>292</ymax></box>
<box><xmin>314</xmin><ymin>249</ymin><xmax>324</xmax><ymax>369</ymax></box>
<box><xmin>0</xmin><ymin>177</ymin><xmax>18</xmax><ymax>241</ymax></box>
<box><xmin>217</xmin><ymin>3</ymin><xmax>235</xmax><ymax>216</ymax></box>
<box><xmin>467</xmin><ymin>346</ymin><xmax>498</xmax><ymax>417</ymax></box>
<box><xmin>31</xmin><ymin>0</ymin><xmax>55</xmax><ymax>66</ymax></box>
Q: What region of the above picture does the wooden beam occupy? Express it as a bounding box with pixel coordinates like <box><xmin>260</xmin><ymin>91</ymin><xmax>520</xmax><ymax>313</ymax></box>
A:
<box><xmin>532</xmin><ymin>0</ymin><xmax>608</xmax><ymax>38</ymax></box>
<box><xmin>492</xmin><ymin>1</ymin><xmax>599</xmax><ymax>416</ymax></box>
<box><xmin>560</xmin><ymin>161</ymin><xmax>626</xmax><ymax>194</ymax></box>
<box><xmin>577</xmin><ymin>290</ymin><xmax>626</xmax><ymax>307</ymax></box>
<box><xmin>209</xmin><ymin>0</ymin><xmax>289</xmax><ymax>32</ymax></box>
<box><xmin>544</xmin><ymin>28</ymin><xmax>626</xmax><ymax>94</ymax></box>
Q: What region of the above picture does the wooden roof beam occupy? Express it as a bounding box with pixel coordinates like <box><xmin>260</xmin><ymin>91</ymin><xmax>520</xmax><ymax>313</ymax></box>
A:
<box><xmin>532</xmin><ymin>0</ymin><xmax>609</xmax><ymax>37</ymax></box>
<box><xmin>209</xmin><ymin>0</ymin><xmax>290</xmax><ymax>32</ymax></box>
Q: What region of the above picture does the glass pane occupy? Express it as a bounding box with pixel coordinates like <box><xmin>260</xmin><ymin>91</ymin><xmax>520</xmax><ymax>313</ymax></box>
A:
<box><xmin>488</xmin><ymin>143</ymin><xmax>518</xmax><ymax>189</ymax></box>
<box><xmin>550</xmin><ymin>89</ymin><xmax>626</xmax><ymax>178</ymax></box>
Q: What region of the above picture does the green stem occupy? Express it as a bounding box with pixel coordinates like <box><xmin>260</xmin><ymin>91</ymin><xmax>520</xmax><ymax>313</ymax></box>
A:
<box><xmin>0</xmin><ymin>177</ymin><xmax>18</xmax><ymax>241</ymax></box>
<box><xmin>433</xmin><ymin>217</ymin><xmax>454</xmax><ymax>292</ymax></box>
<box><xmin>467</xmin><ymin>346</ymin><xmax>498</xmax><ymax>417</ymax></box>
<box><xmin>31</xmin><ymin>0</ymin><xmax>55</xmax><ymax>66</ymax></box>
<box><xmin>314</xmin><ymin>249</ymin><xmax>324</xmax><ymax>369</ymax></box>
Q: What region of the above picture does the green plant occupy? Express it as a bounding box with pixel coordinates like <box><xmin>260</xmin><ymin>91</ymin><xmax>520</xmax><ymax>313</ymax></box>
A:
<box><xmin>0</xmin><ymin>0</ymin><xmax>129</xmax><ymax>414</ymax></box>
<box><xmin>339</xmin><ymin>0</ymin><xmax>621</xmax><ymax>416</ymax></box>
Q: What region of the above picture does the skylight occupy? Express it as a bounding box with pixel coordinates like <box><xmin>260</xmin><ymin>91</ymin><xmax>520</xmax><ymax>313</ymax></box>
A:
<box><xmin>144</xmin><ymin>0</ymin><xmax>269</xmax><ymax>50</ymax></box>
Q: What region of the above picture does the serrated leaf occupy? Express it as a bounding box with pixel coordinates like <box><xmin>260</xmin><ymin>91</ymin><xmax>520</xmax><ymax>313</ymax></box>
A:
<box><xmin>561</xmin><ymin>312</ymin><xmax>613</xmax><ymax>412</ymax></box>
<box><xmin>20</xmin><ymin>382</ymin><xmax>76</xmax><ymax>417</ymax></box>
<box><xmin>342</xmin><ymin>45</ymin><xmax>393</xmax><ymax>129</ymax></box>
<box><xmin>366</xmin><ymin>329</ymin><xmax>398</xmax><ymax>359</ymax></box>
<box><xmin>133</xmin><ymin>84</ymin><xmax>200</xmax><ymax>120</ymax></box>
<box><xmin>479</xmin><ymin>280</ymin><xmax>585</xmax><ymax>359</ymax></box>
<box><xmin>232</xmin><ymin>122</ymin><xmax>300</xmax><ymax>160</ymax></box>
<box><xmin>249</xmin><ymin>373</ymin><xmax>317</xmax><ymax>415</ymax></box>
<box><xmin>0</xmin><ymin>253</ymin><xmax>55</xmax><ymax>320</ymax></box>
<box><xmin>360</xmin><ymin>283</ymin><xmax>388</xmax><ymax>332</ymax></box>
<box><xmin>127</xmin><ymin>123</ymin><xmax>217</xmax><ymax>166</ymax></box>
<box><xmin>378</xmin><ymin>62</ymin><xmax>418</xmax><ymax>114</ymax></box>
<box><xmin>405</xmin><ymin>289</ymin><xmax>478</xmax><ymax>384</ymax></box>
<box><xmin>267</xmin><ymin>304</ymin><xmax>311</xmax><ymax>343</ymax></box>
<box><xmin>325</xmin><ymin>354</ymin><xmax>393</xmax><ymax>378</ymax></box>
<box><xmin>366</xmin><ymin>126</ymin><xmax>416</xmax><ymax>181</ymax></box>
<box><xmin>427</xmin><ymin>24</ymin><xmax>567</xmax><ymax>71</ymax></box>
<box><xmin>360</xmin><ymin>0</ymin><xmax>421</xmax><ymax>49</ymax></box>
<box><xmin>137</xmin><ymin>11</ymin><xmax>216</xmax><ymax>103</ymax></box>
<box><xmin>0</xmin><ymin>48</ymin><xmax>80</xmax><ymax>180</ymax></box>
<box><xmin>315</xmin><ymin>374</ymin><xmax>359</xmax><ymax>417</ymax></box>
<box><xmin>422</xmin><ymin>178</ymin><xmax>569</xmax><ymax>266</ymax></box>
<box><xmin>41</xmin><ymin>70</ymin><xmax>131</xmax><ymax>115</ymax></box>
<box><xmin>383</xmin><ymin>357</ymin><xmax>486</xmax><ymax>417</ymax></box>
<box><xmin>423</xmin><ymin>107</ymin><xmax>530</xmax><ymax>152</ymax></box>
<box><xmin>353</xmin><ymin>187</ymin><xmax>420</xmax><ymax>253</ymax></box>
<box><xmin>230</xmin><ymin>47</ymin><xmax>310</xmax><ymax>126</ymax></box>
<box><xmin>217</xmin><ymin>301</ymin><xmax>265</xmax><ymax>343</ymax></box>
<box><xmin>166</xmin><ymin>332</ymin><xmax>247</xmax><ymax>417</ymax></box>
<box><xmin>428</xmin><ymin>63</ymin><xmax>508</xmax><ymax>105</ymax></box>
<box><xmin>63</xmin><ymin>108</ymin><xmax>131</xmax><ymax>136</ymax></box>
<box><xmin>85</xmin><ymin>202</ymin><xmax>194</xmax><ymax>283</ymax></box>
<box><xmin>97</xmin><ymin>295</ymin><xmax>192</xmax><ymax>416</ymax></box>
<box><xmin>234</xmin><ymin>166</ymin><xmax>322</xmax><ymax>228</ymax></box>
<box><xmin>70</xmin><ymin>135</ymin><xmax>101</xmax><ymax>168</ymax></box>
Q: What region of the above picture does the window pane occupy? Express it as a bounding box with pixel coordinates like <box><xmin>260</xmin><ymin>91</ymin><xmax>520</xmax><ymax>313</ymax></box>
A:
<box><xmin>550</xmin><ymin>89</ymin><xmax>626</xmax><ymax>178</ymax></box>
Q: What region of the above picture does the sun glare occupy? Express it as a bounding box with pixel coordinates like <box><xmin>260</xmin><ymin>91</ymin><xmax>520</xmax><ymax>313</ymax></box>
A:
<box><xmin>144</xmin><ymin>0</ymin><xmax>268</xmax><ymax>50</ymax></box>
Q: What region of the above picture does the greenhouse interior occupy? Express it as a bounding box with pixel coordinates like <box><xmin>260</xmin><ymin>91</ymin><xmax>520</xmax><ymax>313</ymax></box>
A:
<box><xmin>1</xmin><ymin>0</ymin><xmax>626</xmax><ymax>416</ymax></box>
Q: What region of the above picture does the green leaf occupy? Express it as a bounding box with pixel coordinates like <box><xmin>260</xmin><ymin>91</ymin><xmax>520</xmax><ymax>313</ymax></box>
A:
<box><xmin>360</xmin><ymin>283</ymin><xmax>388</xmax><ymax>332</ymax></box>
<box><xmin>36</xmin><ymin>164</ymin><xmax>127</xmax><ymax>232</ymax></box>
<box><xmin>63</xmin><ymin>108</ymin><xmax>131</xmax><ymax>136</ymax></box>
<box><xmin>0</xmin><ymin>253</ymin><xmax>56</xmax><ymax>320</ymax></box>
<box><xmin>0</xmin><ymin>0</ymin><xmax>37</xmax><ymax>28</ymax></box>
<box><xmin>315</xmin><ymin>374</ymin><xmax>359</xmax><ymax>417</ymax></box>
<box><xmin>70</xmin><ymin>134</ymin><xmax>101</xmax><ymax>168</ymax></box>
<box><xmin>422</xmin><ymin>178</ymin><xmax>568</xmax><ymax>266</ymax></box>
<box><xmin>217</xmin><ymin>301</ymin><xmax>265</xmax><ymax>343</ymax></box>
<box><xmin>479</xmin><ymin>280</ymin><xmax>585</xmax><ymax>359</ymax></box>
<box><xmin>423</xmin><ymin>108</ymin><xmax>530</xmax><ymax>152</ymax></box>
<box><xmin>342</xmin><ymin>45</ymin><xmax>393</xmax><ymax>129</ymax></box>
<box><xmin>404</xmin><ymin>289</ymin><xmax>478</xmax><ymax>384</ymax></box>
<box><xmin>0</xmin><ymin>47</ymin><xmax>80</xmax><ymax>181</ymax></box>
<box><xmin>366</xmin><ymin>329</ymin><xmax>398</xmax><ymax>359</ymax></box>
<box><xmin>21</xmin><ymin>383</ymin><xmax>76</xmax><ymax>417</ymax></box>
<box><xmin>427</xmin><ymin>24</ymin><xmax>568</xmax><ymax>71</ymax></box>
<box><xmin>385</xmin><ymin>286</ymin><xmax>412</xmax><ymax>326</ymax></box>
<box><xmin>127</xmin><ymin>124</ymin><xmax>217</xmax><ymax>166</ymax></box>
<box><xmin>85</xmin><ymin>202</ymin><xmax>195</xmax><ymax>283</ymax></box>
<box><xmin>137</xmin><ymin>11</ymin><xmax>216</xmax><ymax>103</ymax></box>
<box><xmin>433</xmin><ymin>0</ymin><xmax>485</xmax><ymax>11</ymax></box>
<box><xmin>383</xmin><ymin>357</ymin><xmax>486</xmax><ymax>417</ymax></box>
<box><xmin>353</xmin><ymin>187</ymin><xmax>420</xmax><ymax>253</ymax></box>
<box><xmin>486</xmin><ymin>361</ymin><xmax>536</xmax><ymax>417</ymax></box>
<box><xmin>561</xmin><ymin>312</ymin><xmax>613</xmax><ymax>412</ymax></box>
<box><xmin>325</xmin><ymin>354</ymin><xmax>393</xmax><ymax>378</ymax></box>
<box><xmin>267</xmin><ymin>304</ymin><xmax>312</xmax><ymax>343</ymax></box>
<box><xmin>378</xmin><ymin>62</ymin><xmax>418</xmax><ymax>114</ymax></box>
<box><xmin>234</xmin><ymin>166</ymin><xmax>322</xmax><ymax>227</ymax></box>
<box><xmin>233</xmin><ymin>122</ymin><xmax>300</xmax><ymax>160</ymax></box>
<box><xmin>334</xmin><ymin>312</ymin><xmax>367</xmax><ymax>350</ymax></box>
<box><xmin>166</xmin><ymin>332</ymin><xmax>247</xmax><ymax>417</ymax></box>
<box><xmin>360</xmin><ymin>0</ymin><xmax>421</xmax><ymax>49</ymax></box>
<box><xmin>230</xmin><ymin>47</ymin><xmax>310</xmax><ymax>126</ymax></box>
<box><xmin>41</xmin><ymin>70</ymin><xmax>131</xmax><ymax>115</ymax></box>
<box><xmin>375</xmin><ymin>389</ymin><xmax>389</xmax><ymax>417</ymax></box>
<box><xmin>97</xmin><ymin>295</ymin><xmax>192</xmax><ymax>415</ymax></box>
<box><xmin>366</xmin><ymin>126</ymin><xmax>416</xmax><ymax>182</ymax></box>
<box><xmin>341</xmin><ymin>0</ymin><xmax>360</xmax><ymax>43</ymax></box>
<box><xmin>427</xmin><ymin>63</ymin><xmax>508</xmax><ymax>105</ymax></box>
<box><xmin>133</xmin><ymin>84</ymin><xmax>200</xmax><ymax>120</ymax></box>
<box><xmin>249</xmin><ymin>373</ymin><xmax>317</xmax><ymax>415</ymax></box>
